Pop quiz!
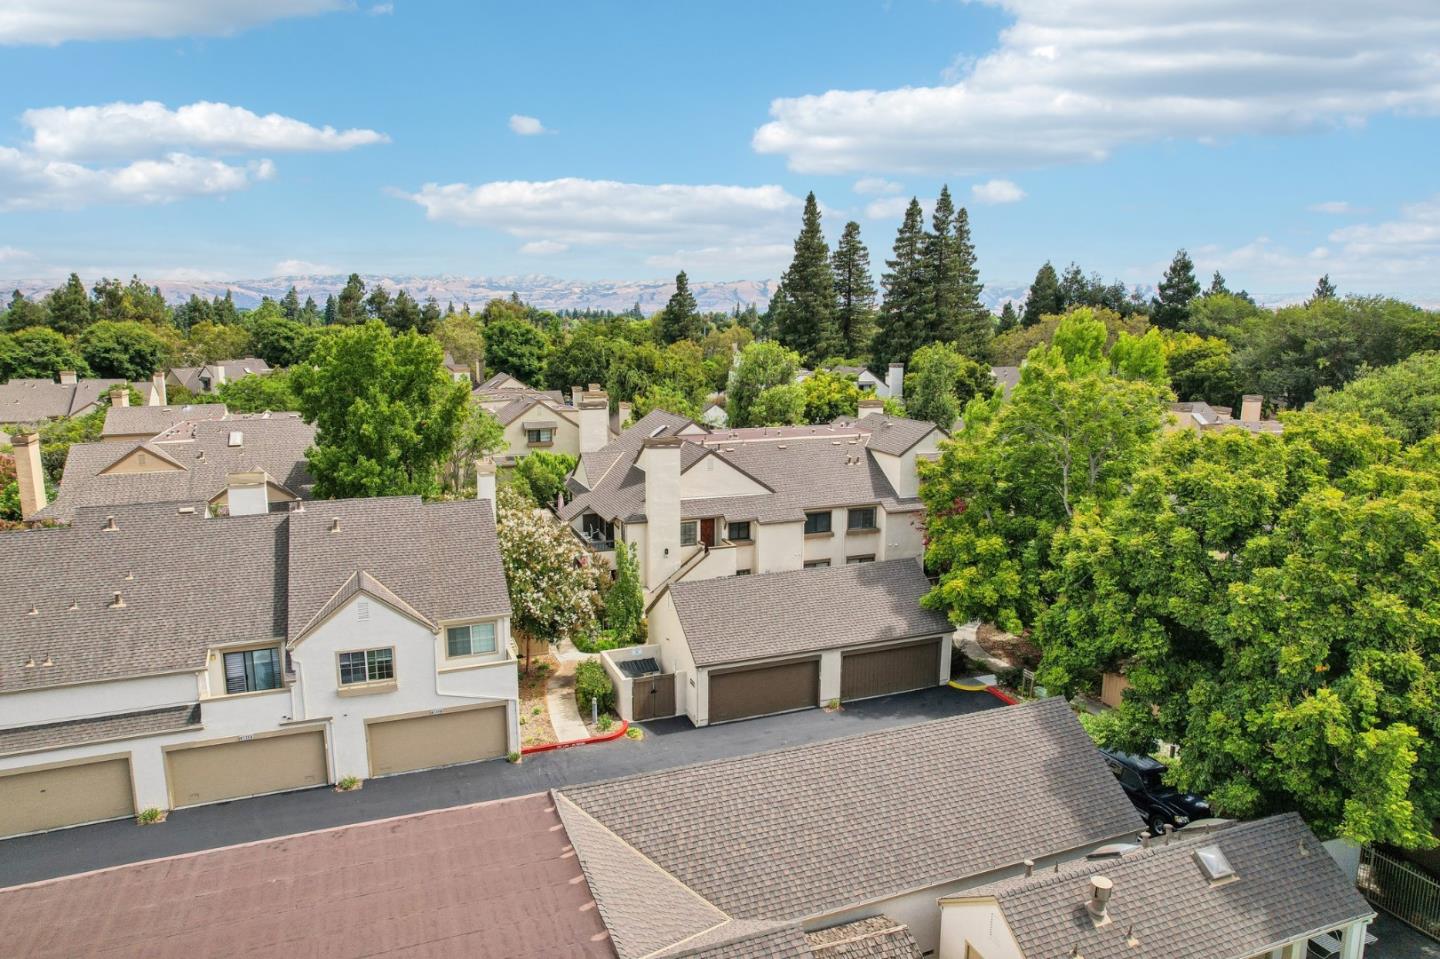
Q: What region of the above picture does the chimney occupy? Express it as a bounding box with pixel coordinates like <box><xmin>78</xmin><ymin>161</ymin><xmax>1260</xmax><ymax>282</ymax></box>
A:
<box><xmin>1240</xmin><ymin>394</ymin><xmax>1262</xmax><ymax>424</ymax></box>
<box><xmin>578</xmin><ymin>388</ymin><xmax>611</xmax><ymax>454</ymax></box>
<box><xmin>887</xmin><ymin>363</ymin><xmax>904</xmax><ymax>401</ymax></box>
<box><xmin>213</xmin><ymin>363</ymin><xmax>228</xmax><ymax>388</ymax></box>
<box><xmin>616</xmin><ymin>401</ymin><xmax>633</xmax><ymax>430</ymax></box>
<box><xmin>224</xmin><ymin>471</ymin><xmax>271</xmax><ymax>516</ymax></box>
<box><xmin>858</xmin><ymin>397</ymin><xmax>885</xmax><ymax>416</ymax></box>
<box><xmin>475</xmin><ymin>457</ymin><xmax>497</xmax><ymax>520</ymax></box>
<box><xmin>639</xmin><ymin>436</ymin><xmax>684</xmax><ymax>590</ymax></box>
<box><xmin>1085</xmin><ymin>876</ymin><xmax>1113</xmax><ymax>925</ymax></box>
<box><xmin>110</xmin><ymin>386</ymin><xmax>130</xmax><ymax>409</ymax></box>
<box><xmin>12</xmin><ymin>432</ymin><xmax>48</xmax><ymax>520</ymax></box>
<box><xmin>1023</xmin><ymin>859</ymin><xmax>1035</xmax><ymax>877</ymax></box>
<box><xmin>58</xmin><ymin>370</ymin><xmax>77</xmax><ymax>385</ymax></box>
<box><xmin>572</xmin><ymin>385</ymin><xmax>585</xmax><ymax>407</ymax></box>
<box><xmin>151</xmin><ymin>371</ymin><xmax>167</xmax><ymax>406</ymax></box>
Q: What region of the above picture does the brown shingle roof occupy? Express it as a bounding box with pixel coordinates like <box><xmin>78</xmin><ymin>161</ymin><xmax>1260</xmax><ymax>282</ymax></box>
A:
<box><xmin>964</xmin><ymin>813</ymin><xmax>1373</xmax><ymax>959</ymax></box>
<box><xmin>100</xmin><ymin>403</ymin><xmax>228</xmax><ymax>438</ymax></box>
<box><xmin>854</xmin><ymin>413</ymin><xmax>944</xmax><ymax>455</ymax></box>
<box><xmin>0</xmin><ymin>377</ymin><xmax>127</xmax><ymax>424</ymax></box>
<box><xmin>667</xmin><ymin>559</ymin><xmax>951</xmax><ymax>667</ymax></box>
<box><xmin>561</xmin><ymin>699</ymin><xmax>1143</xmax><ymax>932</ymax></box>
<box><xmin>0</xmin><ymin>792</ymin><xmax>617</xmax><ymax>959</ymax></box>
<box><xmin>0</xmin><ymin>704</ymin><xmax>199</xmax><ymax>757</ymax></box>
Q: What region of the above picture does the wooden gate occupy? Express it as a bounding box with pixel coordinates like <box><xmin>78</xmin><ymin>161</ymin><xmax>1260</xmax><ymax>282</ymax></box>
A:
<box><xmin>632</xmin><ymin>674</ymin><xmax>676</xmax><ymax>721</ymax></box>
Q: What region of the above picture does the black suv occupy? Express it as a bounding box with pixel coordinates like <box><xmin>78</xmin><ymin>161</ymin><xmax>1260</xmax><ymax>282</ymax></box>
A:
<box><xmin>1099</xmin><ymin>748</ymin><xmax>1211</xmax><ymax>836</ymax></box>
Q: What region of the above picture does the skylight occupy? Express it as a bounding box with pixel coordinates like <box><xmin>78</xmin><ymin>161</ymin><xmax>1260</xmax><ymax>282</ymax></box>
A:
<box><xmin>228</xmin><ymin>431</ymin><xmax>243</xmax><ymax>447</ymax></box>
<box><xmin>1194</xmin><ymin>845</ymin><xmax>1236</xmax><ymax>882</ymax></box>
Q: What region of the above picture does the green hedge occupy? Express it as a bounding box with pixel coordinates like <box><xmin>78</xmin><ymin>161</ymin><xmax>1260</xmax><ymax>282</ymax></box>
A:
<box><xmin>575</xmin><ymin>659</ymin><xmax>615</xmax><ymax>715</ymax></box>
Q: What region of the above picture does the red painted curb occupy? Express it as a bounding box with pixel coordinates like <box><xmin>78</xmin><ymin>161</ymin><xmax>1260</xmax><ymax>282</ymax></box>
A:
<box><xmin>985</xmin><ymin>685</ymin><xmax>1019</xmax><ymax>705</ymax></box>
<box><xmin>521</xmin><ymin>719</ymin><xmax>630</xmax><ymax>755</ymax></box>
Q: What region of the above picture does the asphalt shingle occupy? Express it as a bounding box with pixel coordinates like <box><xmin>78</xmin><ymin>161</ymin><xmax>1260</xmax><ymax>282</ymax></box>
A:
<box><xmin>806</xmin><ymin>917</ymin><xmax>922</xmax><ymax>959</ymax></box>
<box><xmin>100</xmin><ymin>403</ymin><xmax>228</xmax><ymax>438</ymax></box>
<box><xmin>0</xmin><ymin>703</ymin><xmax>199</xmax><ymax>757</ymax></box>
<box><xmin>0</xmin><ymin>377</ymin><xmax>127</xmax><ymax>424</ymax></box>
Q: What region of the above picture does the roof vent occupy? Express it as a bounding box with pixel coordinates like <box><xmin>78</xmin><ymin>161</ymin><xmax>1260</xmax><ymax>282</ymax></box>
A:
<box><xmin>177</xmin><ymin>506</ymin><xmax>195</xmax><ymax>514</ymax></box>
<box><xmin>22</xmin><ymin>655</ymin><xmax>35</xmax><ymax>668</ymax></box>
<box><xmin>1085</xmin><ymin>876</ymin><xmax>1113</xmax><ymax>925</ymax></box>
<box><xmin>330</xmin><ymin>517</ymin><xmax>341</xmax><ymax>533</ymax></box>
<box><xmin>776</xmin><ymin>444</ymin><xmax>787</xmax><ymax>450</ymax></box>
<box><xmin>109</xmin><ymin>591</ymin><xmax>125</xmax><ymax>609</ymax></box>
<box><xmin>41</xmin><ymin>654</ymin><xmax>53</xmax><ymax>667</ymax></box>
<box><xmin>228</xmin><ymin>430</ymin><xmax>243</xmax><ymax>447</ymax></box>
<box><xmin>27</xmin><ymin>605</ymin><xmax>37</xmax><ymax>616</ymax></box>
<box><xmin>124</xmin><ymin>571</ymin><xmax>134</xmax><ymax>581</ymax></box>
<box><xmin>103</xmin><ymin>515</ymin><xmax>117</xmax><ymax>531</ymax></box>
<box><xmin>1023</xmin><ymin>859</ymin><xmax>1035</xmax><ymax>877</ymax></box>
<box><xmin>1193</xmin><ymin>845</ymin><xmax>1236</xmax><ymax>883</ymax></box>
<box><xmin>68</xmin><ymin>600</ymin><xmax>78</xmax><ymax>611</ymax></box>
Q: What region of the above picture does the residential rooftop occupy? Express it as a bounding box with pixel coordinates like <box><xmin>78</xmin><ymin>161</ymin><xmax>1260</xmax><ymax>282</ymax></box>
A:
<box><xmin>99</xmin><ymin>402</ymin><xmax>228</xmax><ymax>438</ymax></box>
<box><xmin>166</xmin><ymin>357</ymin><xmax>271</xmax><ymax>393</ymax></box>
<box><xmin>0</xmin><ymin>376</ymin><xmax>127</xmax><ymax>425</ymax></box>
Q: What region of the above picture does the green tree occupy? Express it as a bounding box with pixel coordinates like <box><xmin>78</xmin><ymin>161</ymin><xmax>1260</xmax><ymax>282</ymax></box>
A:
<box><xmin>215</xmin><ymin>371</ymin><xmax>297</xmax><ymax>413</ymax></box>
<box><xmin>904</xmin><ymin>343</ymin><xmax>994</xmax><ymax>428</ymax></box>
<box><xmin>799</xmin><ymin>369</ymin><xmax>860</xmax><ymax>423</ymax></box>
<box><xmin>1021</xmin><ymin>262</ymin><xmax>1063</xmax><ymax>328</ymax></box>
<box><xmin>547</xmin><ymin>325</ymin><xmax>618</xmax><ymax>394</ymax></box>
<box><xmin>749</xmin><ymin>383</ymin><xmax>807</xmax><ymax>425</ymax></box>
<box><xmin>771</xmin><ymin>192</ymin><xmax>840</xmax><ymax>364</ymax></box>
<box><xmin>1206</xmin><ymin>271</ymin><xmax>1231</xmax><ymax>296</ymax></box>
<box><xmin>291</xmin><ymin>320</ymin><xmax>469</xmax><ymax>498</ymax></box>
<box><xmin>1036</xmin><ymin>418</ymin><xmax>1440</xmax><ymax>847</ymax></box>
<box><xmin>280</xmin><ymin>286</ymin><xmax>301</xmax><ymax>320</ymax></box>
<box><xmin>1309</xmin><ymin>273</ymin><xmax>1338</xmax><ymax>305</ymax></box>
<box><xmin>871</xmin><ymin>198</ymin><xmax>928</xmax><ymax>368</ymax></box>
<box><xmin>44</xmin><ymin>273</ymin><xmax>93</xmax><ymax>335</ymax></box>
<box><xmin>3</xmin><ymin>290</ymin><xmax>48</xmax><ymax>331</ymax></box>
<box><xmin>1150</xmin><ymin>249</ymin><xmax>1200</xmax><ymax>330</ymax></box>
<box><xmin>996</xmin><ymin>301</ymin><xmax>1019</xmax><ymax>333</ymax></box>
<box><xmin>77</xmin><ymin>320</ymin><xmax>168</xmax><ymax>380</ymax></box>
<box><xmin>434</xmin><ymin>310</ymin><xmax>484</xmax><ymax>377</ymax></box>
<box><xmin>656</xmin><ymin>271</ymin><xmax>703</xmax><ymax>344</ymax></box>
<box><xmin>180</xmin><ymin>321</ymin><xmax>252</xmax><ymax>365</ymax></box>
<box><xmin>249</xmin><ymin>313</ymin><xmax>316</xmax><ymax>367</ymax></box>
<box><xmin>1310</xmin><ymin>352</ymin><xmax>1440</xmax><ymax>445</ymax></box>
<box><xmin>387</xmin><ymin>290</ymin><xmax>423</xmax><ymax>332</ymax></box>
<box><xmin>726</xmin><ymin>341</ymin><xmax>802</xmax><ymax>427</ymax></box>
<box><xmin>1184</xmin><ymin>291</ymin><xmax>1261</xmax><ymax>341</ymax></box>
<box><xmin>632</xmin><ymin>382</ymin><xmax>702</xmax><ymax>420</ymax></box>
<box><xmin>510</xmin><ymin>449</ymin><xmax>578</xmax><ymax>507</ymax></box>
<box><xmin>925</xmin><ymin>188</ymin><xmax>990</xmax><ymax>360</ymax></box>
<box><xmin>605</xmin><ymin>541</ymin><xmax>645</xmax><ymax>644</ymax></box>
<box><xmin>921</xmin><ymin>309</ymin><xmax>1170</xmax><ymax>633</ymax></box>
<box><xmin>1164</xmin><ymin>332</ymin><xmax>1239</xmax><ymax>408</ymax></box>
<box><xmin>336</xmin><ymin>273</ymin><xmax>366</xmax><ymax>325</ymax></box>
<box><xmin>831</xmin><ymin>221</ymin><xmax>876</xmax><ymax>358</ymax></box>
<box><xmin>484</xmin><ymin>317</ymin><xmax>549</xmax><ymax>385</ymax></box>
<box><xmin>6</xmin><ymin>326</ymin><xmax>88</xmax><ymax>379</ymax></box>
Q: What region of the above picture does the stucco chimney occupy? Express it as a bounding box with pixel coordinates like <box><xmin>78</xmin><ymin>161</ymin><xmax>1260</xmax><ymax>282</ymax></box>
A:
<box><xmin>858</xmin><ymin>397</ymin><xmax>885</xmax><ymax>416</ymax></box>
<box><xmin>1085</xmin><ymin>876</ymin><xmax>1114</xmax><ymax>925</ymax></box>
<box><xmin>639</xmin><ymin>435</ymin><xmax>684</xmax><ymax>589</ymax></box>
<box><xmin>572</xmin><ymin>385</ymin><xmax>585</xmax><ymax>407</ymax></box>
<box><xmin>110</xmin><ymin>386</ymin><xmax>130</xmax><ymax>408</ymax></box>
<box><xmin>475</xmin><ymin>457</ymin><xmax>497</xmax><ymax>520</ymax></box>
<box><xmin>151</xmin><ymin>371</ymin><xmax>167</xmax><ymax>406</ymax></box>
<box><xmin>213</xmin><ymin>363</ymin><xmax>228</xmax><ymax>388</ymax></box>
<box><xmin>578</xmin><ymin>389</ymin><xmax>611</xmax><ymax>454</ymax></box>
<box><xmin>58</xmin><ymin>370</ymin><xmax>77</xmax><ymax>385</ymax></box>
<box><xmin>887</xmin><ymin>363</ymin><xmax>904</xmax><ymax>401</ymax></box>
<box><xmin>1240</xmin><ymin>394</ymin><xmax>1262</xmax><ymax>424</ymax></box>
<box><xmin>616</xmin><ymin>401</ymin><xmax>632</xmax><ymax>430</ymax></box>
<box><xmin>12</xmin><ymin>432</ymin><xmax>47</xmax><ymax>519</ymax></box>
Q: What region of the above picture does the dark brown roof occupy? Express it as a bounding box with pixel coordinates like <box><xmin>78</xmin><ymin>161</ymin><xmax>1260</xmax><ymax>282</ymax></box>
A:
<box><xmin>0</xmin><ymin>792</ymin><xmax>617</xmax><ymax>959</ymax></box>
<box><xmin>561</xmin><ymin>699</ymin><xmax>1143</xmax><ymax>943</ymax></box>
<box><xmin>964</xmin><ymin>813</ymin><xmax>1373</xmax><ymax>959</ymax></box>
<box><xmin>0</xmin><ymin>704</ymin><xmax>199</xmax><ymax>757</ymax></box>
<box><xmin>667</xmin><ymin>559</ymin><xmax>952</xmax><ymax>666</ymax></box>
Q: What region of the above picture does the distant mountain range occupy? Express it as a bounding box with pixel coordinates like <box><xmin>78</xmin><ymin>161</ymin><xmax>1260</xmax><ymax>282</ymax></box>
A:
<box><xmin>0</xmin><ymin>272</ymin><xmax>1072</xmax><ymax>314</ymax></box>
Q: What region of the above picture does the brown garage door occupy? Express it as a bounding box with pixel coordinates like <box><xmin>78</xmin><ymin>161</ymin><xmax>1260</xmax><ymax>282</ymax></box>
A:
<box><xmin>841</xmin><ymin>638</ymin><xmax>942</xmax><ymax>701</ymax></box>
<box><xmin>0</xmin><ymin>757</ymin><xmax>134</xmax><ymax>838</ymax></box>
<box><xmin>167</xmin><ymin>729</ymin><xmax>328</xmax><ymax>808</ymax></box>
<box><xmin>366</xmin><ymin>704</ymin><xmax>508</xmax><ymax>778</ymax></box>
<box><xmin>708</xmin><ymin>658</ymin><xmax>820</xmax><ymax>724</ymax></box>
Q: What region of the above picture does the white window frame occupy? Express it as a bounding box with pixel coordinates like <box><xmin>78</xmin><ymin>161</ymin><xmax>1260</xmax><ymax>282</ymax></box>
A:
<box><xmin>446</xmin><ymin>622</ymin><xmax>497</xmax><ymax>659</ymax></box>
<box><xmin>680</xmin><ymin>520</ymin><xmax>698</xmax><ymax>547</ymax></box>
<box><xmin>337</xmin><ymin>647</ymin><xmax>395</xmax><ymax>686</ymax></box>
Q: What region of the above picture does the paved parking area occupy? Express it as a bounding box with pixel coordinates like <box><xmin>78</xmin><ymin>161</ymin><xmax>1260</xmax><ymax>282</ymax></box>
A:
<box><xmin>1366</xmin><ymin>912</ymin><xmax>1440</xmax><ymax>959</ymax></box>
<box><xmin>0</xmin><ymin>685</ymin><xmax>1002</xmax><ymax>888</ymax></box>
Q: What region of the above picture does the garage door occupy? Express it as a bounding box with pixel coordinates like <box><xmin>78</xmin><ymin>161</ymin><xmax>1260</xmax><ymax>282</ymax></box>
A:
<box><xmin>366</xmin><ymin>705</ymin><xmax>508</xmax><ymax>778</ymax></box>
<box><xmin>841</xmin><ymin>638</ymin><xmax>942</xmax><ymax>701</ymax></box>
<box><xmin>0</xmin><ymin>757</ymin><xmax>134</xmax><ymax>838</ymax></box>
<box><xmin>167</xmin><ymin>729</ymin><xmax>327</xmax><ymax>808</ymax></box>
<box><xmin>708</xmin><ymin>658</ymin><xmax>820</xmax><ymax>724</ymax></box>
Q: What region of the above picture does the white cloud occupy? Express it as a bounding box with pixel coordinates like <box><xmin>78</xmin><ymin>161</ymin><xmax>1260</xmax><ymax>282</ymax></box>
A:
<box><xmin>1309</xmin><ymin>200</ymin><xmax>1359</xmax><ymax>215</ymax></box>
<box><xmin>273</xmin><ymin>259</ymin><xmax>338</xmax><ymax>274</ymax></box>
<box><xmin>508</xmin><ymin>114</ymin><xmax>547</xmax><ymax>136</ymax></box>
<box><xmin>0</xmin><ymin>246</ymin><xmax>34</xmax><ymax>263</ymax></box>
<box><xmin>863</xmin><ymin>196</ymin><xmax>915</xmax><ymax>220</ymax></box>
<box><xmin>519</xmin><ymin>240</ymin><xmax>568</xmax><ymax>255</ymax></box>
<box><xmin>753</xmin><ymin>0</ymin><xmax>1440</xmax><ymax>174</ymax></box>
<box><xmin>368</xmin><ymin>3</ymin><xmax>393</xmax><ymax>14</ymax></box>
<box><xmin>972</xmin><ymin>178</ymin><xmax>1025</xmax><ymax>204</ymax></box>
<box><xmin>400</xmin><ymin>177</ymin><xmax>803</xmax><ymax>269</ymax></box>
<box><xmin>0</xmin><ymin>148</ymin><xmax>273</xmax><ymax>210</ymax></box>
<box><xmin>0</xmin><ymin>0</ymin><xmax>345</xmax><ymax>45</ymax></box>
<box><xmin>23</xmin><ymin>101</ymin><xmax>388</xmax><ymax>161</ymax></box>
<box><xmin>853</xmin><ymin>177</ymin><xmax>902</xmax><ymax>195</ymax></box>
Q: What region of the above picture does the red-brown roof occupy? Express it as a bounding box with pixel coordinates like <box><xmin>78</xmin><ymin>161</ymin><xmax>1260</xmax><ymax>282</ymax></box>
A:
<box><xmin>0</xmin><ymin>792</ymin><xmax>616</xmax><ymax>959</ymax></box>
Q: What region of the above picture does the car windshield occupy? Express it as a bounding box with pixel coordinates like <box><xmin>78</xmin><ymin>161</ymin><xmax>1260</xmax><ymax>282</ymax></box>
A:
<box><xmin>1140</xmin><ymin>769</ymin><xmax>1167</xmax><ymax>790</ymax></box>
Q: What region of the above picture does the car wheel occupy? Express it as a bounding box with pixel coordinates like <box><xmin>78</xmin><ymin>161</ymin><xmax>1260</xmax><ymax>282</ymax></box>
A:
<box><xmin>1148</xmin><ymin>813</ymin><xmax>1168</xmax><ymax>836</ymax></box>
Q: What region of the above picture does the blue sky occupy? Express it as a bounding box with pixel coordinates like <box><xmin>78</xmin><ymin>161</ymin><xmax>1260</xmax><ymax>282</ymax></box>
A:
<box><xmin>1</xmin><ymin>0</ymin><xmax>1438</xmax><ymax>301</ymax></box>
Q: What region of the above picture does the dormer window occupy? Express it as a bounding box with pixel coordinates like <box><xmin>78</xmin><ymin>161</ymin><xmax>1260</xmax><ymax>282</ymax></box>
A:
<box><xmin>446</xmin><ymin>622</ymin><xmax>497</xmax><ymax>658</ymax></box>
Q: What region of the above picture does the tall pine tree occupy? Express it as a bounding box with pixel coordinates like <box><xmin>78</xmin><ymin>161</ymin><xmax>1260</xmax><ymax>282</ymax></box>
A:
<box><xmin>1308</xmin><ymin>273</ymin><xmax>1338</xmax><ymax>305</ymax></box>
<box><xmin>923</xmin><ymin>186</ymin><xmax>963</xmax><ymax>344</ymax></box>
<box><xmin>657</xmin><ymin>271</ymin><xmax>702</xmax><ymax>343</ymax></box>
<box><xmin>1150</xmin><ymin>249</ymin><xmax>1200</xmax><ymax>329</ymax></box>
<box><xmin>871</xmin><ymin>198</ymin><xmax>928</xmax><ymax>369</ymax></box>
<box><xmin>950</xmin><ymin>205</ymin><xmax>990</xmax><ymax>361</ymax></box>
<box><xmin>830</xmin><ymin>220</ymin><xmax>876</xmax><ymax>359</ymax></box>
<box><xmin>997</xmin><ymin>301</ymin><xmax>1019</xmax><ymax>333</ymax></box>
<box><xmin>771</xmin><ymin>192</ymin><xmax>840</xmax><ymax>363</ymax></box>
<box><xmin>337</xmin><ymin>273</ymin><xmax>367</xmax><ymax>325</ymax></box>
<box><xmin>1021</xmin><ymin>262</ymin><xmax>1062</xmax><ymax>327</ymax></box>
<box><xmin>1207</xmin><ymin>271</ymin><xmax>1231</xmax><ymax>296</ymax></box>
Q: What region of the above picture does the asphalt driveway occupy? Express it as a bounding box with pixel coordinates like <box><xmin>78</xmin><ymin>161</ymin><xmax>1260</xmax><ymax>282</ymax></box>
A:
<box><xmin>0</xmin><ymin>685</ymin><xmax>1001</xmax><ymax>888</ymax></box>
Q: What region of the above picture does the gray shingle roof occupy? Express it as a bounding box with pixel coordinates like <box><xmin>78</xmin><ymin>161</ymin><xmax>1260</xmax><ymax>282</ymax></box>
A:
<box><xmin>0</xmin><ymin>496</ymin><xmax>509</xmax><ymax>691</ymax></box>
<box><xmin>667</xmin><ymin>559</ymin><xmax>951</xmax><ymax>667</ymax></box>
<box><xmin>168</xmin><ymin>358</ymin><xmax>270</xmax><ymax>393</ymax></box>
<box><xmin>39</xmin><ymin>413</ymin><xmax>315</xmax><ymax>521</ymax></box>
<box><xmin>660</xmin><ymin>922</ymin><xmax>813</xmax><ymax>959</ymax></box>
<box><xmin>806</xmin><ymin>917</ymin><xmax>921</xmax><ymax>959</ymax></box>
<box><xmin>101</xmin><ymin>403</ymin><xmax>228</xmax><ymax>438</ymax></box>
<box><xmin>286</xmin><ymin>496</ymin><xmax>510</xmax><ymax>643</ymax></box>
<box><xmin>965</xmin><ymin>813</ymin><xmax>1373</xmax><ymax>959</ymax></box>
<box><xmin>558</xmin><ymin>410</ymin><xmax>697</xmax><ymax>522</ymax></box>
<box><xmin>561</xmin><ymin>699</ymin><xmax>1144</xmax><ymax>930</ymax></box>
<box><xmin>991</xmin><ymin>365</ymin><xmax>1021</xmax><ymax>397</ymax></box>
<box><xmin>854</xmin><ymin>413</ymin><xmax>944</xmax><ymax>455</ymax></box>
<box><xmin>0</xmin><ymin>377</ymin><xmax>127</xmax><ymax>424</ymax></box>
<box><xmin>0</xmin><ymin>703</ymin><xmax>199</xmax><ymax>757</ymax></box>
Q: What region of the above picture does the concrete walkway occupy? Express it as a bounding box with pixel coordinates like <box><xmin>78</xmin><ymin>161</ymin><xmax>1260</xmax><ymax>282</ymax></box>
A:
<box><xmin>0</xmin><ymin>686</ymin><xmax>1000</xmax><ymax>888</ymax></box>
<box><xmin>544</xmin><ymin>641</ymin><xmax>592</xmax><ymax>741</ymax></box>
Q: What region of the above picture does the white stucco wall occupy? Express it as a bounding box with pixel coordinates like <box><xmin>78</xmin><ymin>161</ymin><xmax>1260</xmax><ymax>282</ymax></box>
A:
<box><xmin>680</xmin><ymin>455</ymin><xmax>769</xmax><ymax>498</ymax></box>
<box><xmin>756</xmin><ymin>521</ymin><xmax>804</xmax><ymax>572</ymax></box>
<box><xmin>290</xmin><ymin>594</ymin><xmax>519</xmax><ymax>781</ymax></box>
<box><xmin>500</xmin><ymin>409</ymin><xmax>580</xmax><ymax>461</ymax></box>
<box><xmin>0</xmin><ymin>672</ymin><xmax>200</xmax><ymax>728</ymax></box>
<box><xmin>881</xmin><ymin>509</ymin><xmax>926</xmax><ymax>562</ymax></box>
<box><xmin>871</xmin><ymin>430</ymin><xmax>943</xmax><ymax>500</ymax></box>
<box><xmin>640</xmin><ymin>444</ymin><xmax>683</xmax><ymax>589</ymax></box>
<box><xmin>649</xmin><ymin>593</ymin><xmax>698</xmax><ymax>720</ymax></box>
<box><xmin>936</xmin><ymin>900</ymin><xmax>1023</xmax><ymax>959</ymax></box>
